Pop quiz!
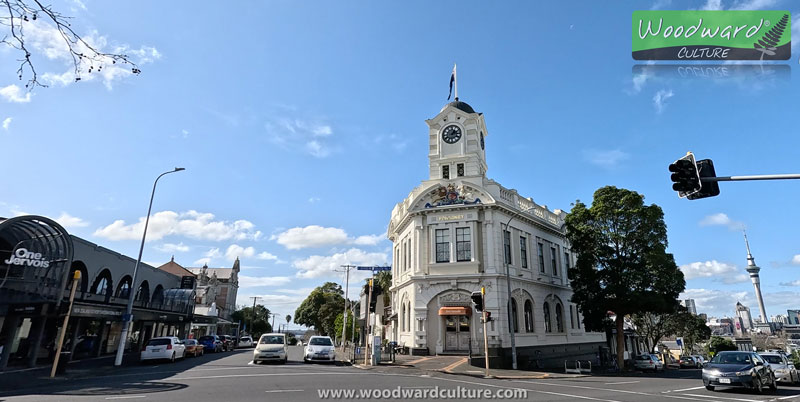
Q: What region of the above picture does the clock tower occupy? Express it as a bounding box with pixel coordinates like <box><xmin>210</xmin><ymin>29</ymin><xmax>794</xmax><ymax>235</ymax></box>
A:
<box><xmin>426</xmin><ymin>98</ymin><xmax>488</xmax><ymax>181</ymax></box>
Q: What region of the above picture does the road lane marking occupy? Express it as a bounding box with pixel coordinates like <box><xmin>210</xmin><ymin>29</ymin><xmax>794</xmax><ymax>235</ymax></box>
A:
<box><xmin>170</xmin><ymin>372</ymin><xmax>344</xmax><ymax>381</ymax></box>
<box><xmin>105</xmin><ymin>397</ymin><xmax>146</xmax><ymax>400</ymax></box>
<box><xmin>665</xmin><ymin>386</ymin><xmax>707</xmax><ymax>393</ymax></box>
<box><xmin>512</xmin><ymin>380</ymin><xmax>722</xmax><ymax>402</ymax></box>
<box><xmin>265</xmin><ymin>390</ymin><xmax>303</xmax><ymax>393</ymax></box>
<box><xmin>406</xmin><ymin>356</ymin><xmax>434</xmax><ymax>365</ymax></box>
<box><xmin>442</xmin><ymin>357</ymin><xmax>467</xmax><ymax>373</ymax></box>
<box><xmin>604</xmin><ymin>381</ymin><xmax>641</xmax><ymax>385</ymax></box>
<box><xmin>683</xmin><ymin>394</ymin><xmax>758</xmax><ymax>402</ymax></box>
<box><xmin>777</xmin><ymin>396</ymin><xmax>800</xmax><ymax>400</ymax></box>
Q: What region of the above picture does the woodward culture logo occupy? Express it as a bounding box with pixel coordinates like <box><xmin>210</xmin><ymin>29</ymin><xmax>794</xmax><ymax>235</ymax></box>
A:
<box><xmin>633</xmin><ymin>11</ymin><xmax>791</xmax><ymax>60</ymax></box>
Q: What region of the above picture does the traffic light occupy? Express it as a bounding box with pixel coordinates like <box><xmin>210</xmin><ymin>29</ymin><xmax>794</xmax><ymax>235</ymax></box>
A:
<box><xmin>687</xmin><ymin>159</ymin><xmax>721</xmax><ymax>200</ymax></box>
<box><xmin>669</xmin><ymin>153</ymin><xmax>701</xmax><ymax>197</ymax></box>
<box><xmin>471</xmin><ymin>291</ymin><xmax>483</xmax><ymax>312</ymax></box>
<box><xmin>483</xmin><ymin>311</ymin><xmax>492</xmax><ymax>323</ymax></box>
<box><xmin>368</xmin><ymin>283</ymin><xmax>381</xmax><ymax>312</ymax></box>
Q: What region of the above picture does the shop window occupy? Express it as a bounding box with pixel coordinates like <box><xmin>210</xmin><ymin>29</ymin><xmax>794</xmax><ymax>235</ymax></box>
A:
<box><xmin>435</xmin><ymin>229</ymin><xmax>450</xmax><ymax>263</ymax></box>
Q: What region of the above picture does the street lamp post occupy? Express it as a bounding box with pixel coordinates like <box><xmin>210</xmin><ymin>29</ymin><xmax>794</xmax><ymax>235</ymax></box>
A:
<box><xmin>114</xmin><ymin>167</ymin><xmax>185</xmax><ymax>367</ymax></box>
<box><xmin>502</xmin><ymin>205</ymin><xmax>533</xmax><ymax>370</ymax></box>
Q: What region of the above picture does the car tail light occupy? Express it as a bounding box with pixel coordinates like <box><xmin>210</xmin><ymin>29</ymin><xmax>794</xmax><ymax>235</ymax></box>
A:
<box><xmin>167</xmin><ymin>343</ymin><xmax>173</xmax><ymax>350</ymax></box>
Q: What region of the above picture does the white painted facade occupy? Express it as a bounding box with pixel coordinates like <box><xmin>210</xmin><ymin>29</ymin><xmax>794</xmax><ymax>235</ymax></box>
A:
<box><xmin>387</xmin><ymin>99</ymin><xmax>604</xmax><ymax>357</ymax></box>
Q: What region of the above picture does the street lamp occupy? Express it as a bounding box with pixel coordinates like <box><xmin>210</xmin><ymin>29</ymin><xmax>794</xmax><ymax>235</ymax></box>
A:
<box><xmin>114</xmin><ymin>167</ymin><xmax>185</xmax><ymax>367</ymax></box>
<box><xmin>502</xmin><ymin>205</ymin><xmax>533</xmax><ymax>370</ymax></box>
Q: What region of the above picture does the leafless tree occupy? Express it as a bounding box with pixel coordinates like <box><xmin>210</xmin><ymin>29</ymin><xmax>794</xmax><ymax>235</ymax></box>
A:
<box><xmin>1</xmin><ymin>0</ymin><xmax>138</xmax><ymax>88</ymax></box>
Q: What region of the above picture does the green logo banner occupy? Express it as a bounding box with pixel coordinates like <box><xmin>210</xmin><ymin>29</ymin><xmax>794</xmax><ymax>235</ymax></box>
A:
<box><xmin>633</xmin><ymin>11</ymin><xmax>791</xmax><ymax>60</ymax></box>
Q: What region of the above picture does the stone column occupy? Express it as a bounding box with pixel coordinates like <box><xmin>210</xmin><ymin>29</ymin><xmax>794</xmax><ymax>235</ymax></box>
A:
<box><xmin>0</xmin><ymin>316</ymin><xmax>22</xmax><ymax>370</ymax></box>
<box><xmin>26</xmin><ymin>314</ymin><xmax>47</xmax><ymax>368</ymax></box>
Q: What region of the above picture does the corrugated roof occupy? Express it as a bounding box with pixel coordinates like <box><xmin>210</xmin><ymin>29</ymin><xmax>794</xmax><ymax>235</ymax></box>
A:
<box><xmin>188</xmin><ymin>267</ymin><xmax>234</xmax><ymax>278</ymax></box>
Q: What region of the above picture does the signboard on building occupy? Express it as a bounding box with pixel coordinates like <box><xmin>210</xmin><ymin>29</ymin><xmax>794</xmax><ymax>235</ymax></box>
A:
<box><xmin>181</xmin><ymin>275</ymin><xmax>196</xmax><ymax>289</ymax></box>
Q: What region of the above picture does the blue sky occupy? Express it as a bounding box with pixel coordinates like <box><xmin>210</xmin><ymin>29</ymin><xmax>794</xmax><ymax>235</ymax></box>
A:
<box><xmin>2</xmin><ymin>0</ymin><xmax>799</xmax><ymax>324</ymax></box>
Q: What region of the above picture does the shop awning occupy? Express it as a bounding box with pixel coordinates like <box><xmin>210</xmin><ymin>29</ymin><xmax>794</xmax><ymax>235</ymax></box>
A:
<box><xmin>438</xmin><ymin>306</ymin><xmax>471</xmax><ymax>316</ymax></box>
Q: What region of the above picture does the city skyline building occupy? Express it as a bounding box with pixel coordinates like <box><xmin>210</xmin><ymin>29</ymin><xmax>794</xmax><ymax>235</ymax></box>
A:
<box><xmin>744</xmin><ymin>232</ymin><xmax>769</xmax><ymax>324</ymax></box>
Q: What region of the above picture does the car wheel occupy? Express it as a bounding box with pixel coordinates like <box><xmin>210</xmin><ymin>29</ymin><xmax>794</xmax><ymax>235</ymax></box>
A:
<box><xmin>769</xmin><ymin>375</ymin><xmax>778</xmax><ymax>392</ymax></box>
<box><xmin>754</xmin><ymin>375</ymin><xmax>764</xmax><ymax>394</ymax></box>
<box><xmin>705</xmin><ymin>385</ymin><xmax>715</xmax><ymax>391</ymax></box>
<box><xmin>170</xmin><ymin>353</ymin><xmax>176</xmax><ymax>363</ymax></box>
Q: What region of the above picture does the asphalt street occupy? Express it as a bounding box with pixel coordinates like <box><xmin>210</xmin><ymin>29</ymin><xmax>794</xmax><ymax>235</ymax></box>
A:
<box><xmin>0</xmin><ymin>346</ymin><xmax>798</xmax><ymax>402</ymax></box>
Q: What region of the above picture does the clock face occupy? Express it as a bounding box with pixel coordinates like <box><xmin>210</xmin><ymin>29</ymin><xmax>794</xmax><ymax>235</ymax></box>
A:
<box><xmin>442</xmin><ymin>125</ymin><xmax>462</xmax><ymax>144</ymax></box>
<box><xmin>480</xmin><ymin>132</ymin><xmax>484</xmax><ymax>150</ymax></box>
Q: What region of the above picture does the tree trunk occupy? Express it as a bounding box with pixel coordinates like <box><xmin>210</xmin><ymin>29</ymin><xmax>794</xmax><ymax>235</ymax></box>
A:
<box><xmin>616</xmin><ymin>315</ymin><xmax>625</xmax><ymax>370</ymax></box>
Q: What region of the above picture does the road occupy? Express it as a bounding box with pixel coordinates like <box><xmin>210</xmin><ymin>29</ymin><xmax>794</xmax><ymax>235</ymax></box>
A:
<box><xmin>1</xmin><ymin>346</ymin><xmax>798</xmax><ymax>401</ymax></box>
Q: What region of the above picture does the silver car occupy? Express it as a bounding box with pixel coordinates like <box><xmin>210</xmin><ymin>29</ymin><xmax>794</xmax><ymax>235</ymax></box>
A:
<box><xmin>761</xmin><ymin>353</ymin><xmax>799</xmax><ymax>385</ymax></box>
<box><xmin>634</xmin><ymin>354</ymin><xmax>664</xmax><ymax>372</ymax></box>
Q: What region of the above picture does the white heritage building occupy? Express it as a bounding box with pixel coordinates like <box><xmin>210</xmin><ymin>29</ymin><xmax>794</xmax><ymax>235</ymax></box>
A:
<box><xmin>387</xmin><ymin>97</ymin><xmax>604</xmax><ymax>366</ymax></box>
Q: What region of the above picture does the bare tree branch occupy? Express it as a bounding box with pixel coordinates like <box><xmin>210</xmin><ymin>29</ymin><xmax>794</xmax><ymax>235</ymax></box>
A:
<box><xmin>0</xmin><ymin>0</ymin><xmax>139</xmax><ymax>89</ymax></box>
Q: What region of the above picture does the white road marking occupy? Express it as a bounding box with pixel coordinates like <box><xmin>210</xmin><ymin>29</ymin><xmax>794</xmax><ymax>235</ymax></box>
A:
<box><xmin>604</xmin><ymin>381</ymin><xmax>641</xmax><ymax>385</ymax></box>
<box><xmin>683</xmin><ymin>394</ymin><xmax>757</xmax><ymax>402</ymax></box>
<box><xmin>665</xmin><ymin>386</ymin><xmax>707</xmax><ymax>393</ymax></box>
<box><xmin>170</xmin><ymin>372</ymin><xmax>344</xmax><ymax>381</ymax></box>
<box><xmin>777</xmin><ymin>395</ymin><xmax>800</xmax><ymax>400</ymax></box>
<box><xmin>265</xmin><ymin>390</ymin><xmax>303</xmax><ymax>393</ymax></box>
<box><xmin>105</xmin><ymin>397</ymin><xmax>147</xmax><ymax>400</ymax></box>
<box><xmin>513</xmin><ymin>380</ymin><xmax>722</xmax><ymax>402</ymax></box>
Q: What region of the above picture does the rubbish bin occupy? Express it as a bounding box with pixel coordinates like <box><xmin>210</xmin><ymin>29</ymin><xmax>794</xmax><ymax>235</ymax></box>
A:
<box><xmin>55</xmin><ymin>351</ymin><xmax>71</xmax><ymax>375</ymax></box>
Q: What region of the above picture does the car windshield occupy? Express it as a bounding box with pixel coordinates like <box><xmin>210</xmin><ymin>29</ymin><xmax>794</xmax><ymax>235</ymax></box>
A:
<box><xmin>711</xmin><ymin>353</ymin><xmax>752</xmax><ymax>364</ymax></box>
<box><xmin>147</xmin><ymin>339</ymin><xmax>170</xmax><ymax>346</ymax></box>
<box><xmin>198</xmin><ymin>336</ymin><xmax>214</xmax><ymax>342</ymax></box>
<box><xmin>260</xmin><ymin>336</ymin><xmax>284</xmax><ymax>344</ymax></box>
<box><xmin>310</xmin><ymin>338</ymin><xmax>333</xmax><ymax>346</ymax></box>
<box><xmin>762</xmin><ymin>355</ymin><xmax>783</xmax><ymax>364</ymax></box>
<box><xmin>183</xmin><ymin>339</ymin><xmax>196</xmax><ymax>345</ymax></box>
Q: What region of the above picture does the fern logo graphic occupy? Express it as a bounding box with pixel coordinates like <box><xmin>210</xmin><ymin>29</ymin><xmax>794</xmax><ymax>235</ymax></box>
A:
<box><xmin>754</xmin><ymin>14</ymin><xmax>789</xmax><ymax>60</ymax></box>
<box><xmin>633</xmin><ymin>11</ymin><xmax>791</xmax><ymax>61</ymax></box>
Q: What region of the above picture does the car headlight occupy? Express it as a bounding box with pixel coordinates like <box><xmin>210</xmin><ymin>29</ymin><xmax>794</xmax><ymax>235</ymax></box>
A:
<box><xmin>735</xmin><ymin>369</ymin><xmax>754</xmax><ymax>376</ymax></box>
<box><xmin>704</xmin><ymin>370</ymin><xmax>721</xmax><ymax>376</ymax></box>
<box><xmin>774</xmin><ymin>369</ymin><xmax>787</xmax><ymax>374</ymax></box>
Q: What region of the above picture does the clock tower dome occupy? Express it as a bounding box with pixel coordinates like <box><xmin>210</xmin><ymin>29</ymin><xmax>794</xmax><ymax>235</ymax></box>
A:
<box><xmin>426</xmin><ymin>98</ymin><xmax>488</xmax><ymax>181</ymax></box>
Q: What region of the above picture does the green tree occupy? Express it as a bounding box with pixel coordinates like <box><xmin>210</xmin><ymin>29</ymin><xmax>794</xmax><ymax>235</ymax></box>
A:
<box><xmin>232</xmin><ymin>304</ymin><xmax>272</xmax><ymax>336</ymax></box>
<box><xmin>565</xmin><ymin>186</ymin><xmax>686</xmax><ymax>369</ymax></box>
<box><xmin>334</xmin><ymin>312</ymin><xmax>359</xmax><ymax>342</ymax></box>
<box><xmin>294</xmin><ymin>282</ymin><xmax>345</xmax><ymax>336</ymax></box>
<box><xmin>375</xmin><ymin>271</ymin><xmax>392</xmax><ymax>305</ymax></box>
<box><xmin>706</xmin><ymin>336</ymin><xmax>737</xmax><ymax>356</ymax></box>
<box><xmin>674</xmin><ymin>312</ymin><xmax>711</xmax><ymax>354</ymax></box>
<box><xmin>790</xmin><ymin>350</ymin><xmax>800</xmax><ymax>367</ymax></box>
<box><xmin>632</xmin><ymin>309</ymin><xmax>682</xmax><ymax>353</ymax></box>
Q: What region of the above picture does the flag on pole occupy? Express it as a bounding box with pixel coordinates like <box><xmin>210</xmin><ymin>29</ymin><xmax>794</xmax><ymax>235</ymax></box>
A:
<box><xmin>447</xmin><ymin>64</ymin><xmax>456</xmax><ymax>100</ymax></box>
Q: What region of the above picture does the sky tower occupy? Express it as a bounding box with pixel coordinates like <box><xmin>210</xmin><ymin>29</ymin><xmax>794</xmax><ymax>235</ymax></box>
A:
<box><xmin>744</xmin><ymin>232</ymin><xmax>768</xmax><ymax>324</ymax></box>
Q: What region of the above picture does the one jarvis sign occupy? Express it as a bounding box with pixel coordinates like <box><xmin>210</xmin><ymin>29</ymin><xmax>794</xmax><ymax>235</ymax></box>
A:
<box><xmin>633</xmin><ymin>11</ymin><xmax>791</xmax><ymax>60</ymax></box>
<box><xmin>4</xmin><ymin>247</ymin><xmax>50</xmax><ymax>268</ymax></box>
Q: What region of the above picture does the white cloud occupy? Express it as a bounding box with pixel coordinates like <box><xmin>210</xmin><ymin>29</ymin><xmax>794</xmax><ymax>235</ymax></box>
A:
<box><xmin>237</xmin><ymin>275</ymin><xmax>292</xmax><ymax>288</ymax></box>
<box><xmin>700</xmin><ymin>0</ymin><xmax>723</xmax><ymax>10</ymax></box>
<box><xmin>681</xmin><ymin>288</ymin><xmax>800</xmax><ymax>319</ymax></box>
<box><xmin>308</xmin><ymin>197</ymin><xmax>321</xmax><ymax>203</ymax></box>
<box><xmin>0</xmin><ymin>85</ymin><xmax>32</xmax><ymax>103</ymax></box>
<box><xmin>582</xmin><ymin>149</ymin><xmax>630</xmax><ymax>168</ymax></box>
<box><xmin>679</xmin><ymin>260</ymin><xmax>749</xmax><ymax>284</ymax></box>
<box><xmin>793</xmin><ymin>14</ymin><xmax>800</xmax><ymax>54</ymax></box>
<box><xmin>155</xmin><ymin>242</ymin><xmax>190</xmax><ymax>253</ymax></box>
<box><xmin>225</xmin><ymin>244</ymin><xmax>255</xmax><ymax>261</ymax></box>
<box><xmin>780</xmin><ymin>280</ymin><xmax>800</xmax><ymax>287</ymax></box>
<box><xmin>792</xmin><ymin>255</ymin><xmax>800</xmax><ymax>265</ymax></box>
<box><xmin>293</xmin><ymin>248</ymin><xmax>389</xmax><ymax>279</ymax></box>
<box><xmin>312</xmin><ymin>125</ymin><xmax>332</xmax><ymax>137</ymax></box>
<box><xmin>181</xmin><ymin>129</ymin><xmax>189</xmax><ymax>139</ymax></box>
<box><xmin>94</xmin><ymin>210</ymin><xmax>262</xmax><ymax>242</ymax></box>
<box><xmin>305</xmin><ymin>140</ymin><xmax>331</xmax><ymax>158</ymax></box>
<box><xmin>730</xmin><ymin>0</ymin><xmax>778</xmax><ymax>10</ymax></box>
<box><xmin>71</xmin><ymin>0</ymin><xmax>88</xmax><ymax>11</ymax></box>
<box><xmin>653</xmin><ymin>89</ymin><xmax>674</xmax><ymax>114</ymax></box>
<box><xmin>256</xmin><ymin>251</ymin><xmax>279</xmax><ymax>261</ymax></box>
<box><xmin>265</xmin><ymin>117</ymin><xmax>336</xmax><ymax>158</ymax></box>
<box><xmin>353</xmin><ymin>234</ymin><xmax>385</xmax><ymax>246</ymax></box>
<box><xmin>55</xmin><ymin>212</ymin><xmax>89</xmax><ymax>228</ymax></box>
<box><xmin>699</xmin><ymin>213</ymin><xmax>744</xmax><ymax>231</ymax></box>
<box><xmin>273</xmin><ymin>225</ymin><xmax>385</xmax><ymax>250</ymax></box>
<box><xmin>273</xmin><ymin>225</ymin><xmax>349</xmax><ymax>250</ymax></box>
<box><xmin>15</xmin><ymin>18</ymin><xmax>161</xmax><ymax>90</ymax></box>
<box><xmin>650</xmin><ymin>0</ymin><xmax>672</xmax><ymax>10</ymax></box>
<box><xmin>2</xmin><ymin>117</ymin><xmax>11</xmax><ymax>130</ymax></box>
<box><xmin>193</xmin><ymin>247</ymin><xmax>221</xmax><ymax>265</ymax></box>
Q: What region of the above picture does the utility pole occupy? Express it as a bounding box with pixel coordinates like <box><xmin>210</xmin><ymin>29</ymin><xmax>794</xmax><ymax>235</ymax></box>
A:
<box><xmin>51</xmin><ymin>270</ymin><xmax>80</xmax><ymax>377</ymax></box>
<box><xmin>365</xmin><ymin>277</ymin><xmax>374</xmax><ymax>365</ymax></box>
<box><xmin>482</xmin><ymin>286</ymin><xmax>490</xmax><ymax>378</ymax></box>
<box><xmin>337</xmin><ymin>265</ymin><xmax>354</xmax><ymax>353</ymax></box>
<box><xmin>249</xmin><ymin>296</ymin><xmax>260</xmax><ymax>335</ymax></box>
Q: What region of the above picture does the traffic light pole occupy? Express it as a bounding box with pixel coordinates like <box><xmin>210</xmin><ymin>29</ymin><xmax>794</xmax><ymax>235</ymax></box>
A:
<box><xmin>365</xmin><ymin>277</ymin><xmax>373</xmax><ymax>366</ymax></box>
<box><xmin>701</xmin><ymin>174</ymin><xmax>800</xmax><ymax>181</ymax></box>
<box><xmin>481</xmin><ymin>287</ymin><xmax>490</xmax><ymax>378</ymax></box>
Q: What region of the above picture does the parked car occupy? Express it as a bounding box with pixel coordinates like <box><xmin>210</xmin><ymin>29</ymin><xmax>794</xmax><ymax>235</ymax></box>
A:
<box><xmin>221</xmin><ymin>335</ymin><xmax>235</xmax><ymax>351</ymax></box>
<box><xmin>680</xmin><ymin>356</ymin><xmax>701</xmax><ymax>368</ymax></box>
<box><xmin>304</xmin><ymin>336</ymin><xmax>335</xmax><ymax>363</ymax></box>
<box><xmin>141</xmin><ymin>337</ymin><xmax>185</xmax><ymax>363</ymax></box>
<box><xmin>702</xmin><ymin>351</ymin><xmax>777</xmax><ymax>393</ymax></box>
<box><xmin>692</xmin><ymin>355</ymin><xmax>706</xmax><ymax>366</ymax></box>
<box><xmin>760</xmin><ymin>352</ymin><xmax>799</xmax><ymax>385</ymax></box>
<box><xmin>183</xmin><ymin>339</ymin><xmax>204</xmax><ymax>357</ymax></box>
<box><xmin>198</xmin><ymin>335</ymin><xmax>224</xmax><ymax>353</ymax></box>
<box><xmin>634</xmin><ymin>354</ymin><xmax>664</xmax><ymax>372</ymax></box>
<box><xmin>238</xmin><ymin>336</ymin><xmax>254</xmax><ymax>348</ymax></box>
<box><xmin>253</xmin><ymin>333</ymin><xmax>287</xmax><ymax>364</ymax></box>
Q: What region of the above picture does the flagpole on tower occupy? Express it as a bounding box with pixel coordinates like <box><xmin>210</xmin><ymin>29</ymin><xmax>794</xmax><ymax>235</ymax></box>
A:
<box><xmin>453</xmin><ymin>63</ymin><xmax>458</xmax><ymax>100</ymax></box>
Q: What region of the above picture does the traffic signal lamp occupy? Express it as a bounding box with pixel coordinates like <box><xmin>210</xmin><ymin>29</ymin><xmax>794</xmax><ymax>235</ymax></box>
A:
<box><xmin>669</xmin><ymin>153</ymin><xmax>701</xmax><ymax>197</ymax></box>
<box><xmin>471</xmin><ymin>291</ymin><xmax>483</xmax><ymax>312</ymax></box>
<box><xmin>687</xmin><ymin>159</ymin><xmax>721</xmax><ymax>200</ymax></box>
<box><xmin>482</xmin><ymin>311</ymin><xmax>492</xmax><ymax>323</ymax></box>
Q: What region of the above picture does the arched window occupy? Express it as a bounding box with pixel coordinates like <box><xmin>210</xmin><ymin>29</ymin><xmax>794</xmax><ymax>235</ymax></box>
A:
<box><xmin>151</xmin><ymin>285</ymin><xmax>165</xmax><ymax>307</ymax></box>
<box><xmin>511</xmin><ymin>299</ymin><xmax>519</xmax><ymax>333</ymax></box>
<box><xmin>66</xmin><ymin>261</ymin><xmax>89</xmax><ymax>293</ymax></box>
<box><xmin>401</xmin><ymin>304</ymin><xmax>406</xmax><ymax>332</ymax></box>
<box><xmin>570</xmin><ymin>305</ymin><xmax>575</xmax><ymax>329</ymax></box>
<box><xmin>543</xmin><ymin>302</ymin><xmax>552</xmax><ymax>333</ymax></box>
<box><xmin>91</xmin><ymin>269</ymin><xmax>112</xmax><ymax>299</ymax></box>
<box><xmin>406</xmin><ymin>302</ymin><xmax>411</xmax><ymax>331</ymax></box>
<box><xmin>135</xmin><ymin>281</ymin><xmax>150</xmax><ymax>304</ymax></box>
<box><xmin>116</xmin><ymin>276</ymin><xmax>132</xmax><ymax>298</ymax></box>
<box><xmin>524</xmin><ymin>300</ymin><xmax>534</xmax><ymax>333</ymax></box>
<box><xmin>556</xmin><ymin>303</ymin><xmax>564</xmax><ymax>332</ymax></box>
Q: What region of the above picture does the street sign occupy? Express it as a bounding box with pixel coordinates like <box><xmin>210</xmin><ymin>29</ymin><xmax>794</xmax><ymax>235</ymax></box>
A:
<box><xmin>356</xmin><ymin>266</ymin><xmax>391</xmax><ymax>271</ymax></box>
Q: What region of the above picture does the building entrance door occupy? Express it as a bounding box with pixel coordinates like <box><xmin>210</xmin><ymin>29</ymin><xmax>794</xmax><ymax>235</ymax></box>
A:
<box><xmin>444</xmin><ymin>315</ymin><xmax>470</xmax><ymax>352</ymax></box>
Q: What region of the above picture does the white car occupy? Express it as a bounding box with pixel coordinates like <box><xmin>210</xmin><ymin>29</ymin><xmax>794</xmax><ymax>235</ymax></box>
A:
<box><xmin>634</xmin><ymin>354</ymin><xmax>664</xmax><ymax>372</ymax></box>
<box><xmin>141</xmin><ymin>337</ymin><xmax>185</xmax><ymax>363</ymax></box>
<box><xmin>253</xmin><ymin>333</ymin><xmax>287</xmax><ymax>364</ymax></box>
<box><xmin>761</xmin><ymin>352</ymin><xmax>799</xmax><ymax>385</ymax></box>
<box><xmin>304</xmin><ymin>336</ymin><xmax>335</xmax><ymax>363</ymax></box>
<box><xmin>238</xmin><ymin>336</ymin><xmax>254</xmax><ymax>348</ymax></box>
